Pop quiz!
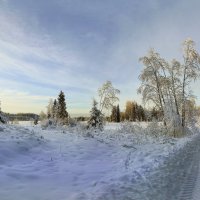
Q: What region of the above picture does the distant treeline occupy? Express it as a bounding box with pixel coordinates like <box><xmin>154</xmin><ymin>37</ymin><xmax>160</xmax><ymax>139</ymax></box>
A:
<box><xmin>6</xmin><ymin>113</ymin><xmax>39</xmax><ymax>121</ymax></box>
<box><xmin>109</xmin><ymin>101</ymin><xmax>162</xmax><ymax>123</ymax></box>
<box><xmin>73</xmin><ymin>102</ymin><xmax>162</xmax><ymax>123</ymax></box>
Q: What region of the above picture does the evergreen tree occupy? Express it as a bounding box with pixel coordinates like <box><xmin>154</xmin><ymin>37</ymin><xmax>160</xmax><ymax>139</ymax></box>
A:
<box><xmin>135</xmin><ymin>103</ymin><xmax>139</xmax><ymax>121</ymax></box>
<box><xmin>110</xmin><ymin>104</ymin><xmax>120</xmax><ymax>122</ymax></box>
<box><xmin>132</xmin><ymin>103</ymin><xmax>136</xmax><ymax>121</ymax></box>
<box><xmin>124</xmin><ymin>100</ymin><xmax>146</xmax><ymax>121</ymax></box>
<box><xmin>125</xmin><ymin>101</ymin><xmax>133</xmax><ymax>121</ymax></box>
<box><xmin>87</xmin><ymin>99</ymin><xmax>104</xmax><ymax>130</ymax></box>
<box><xmin>120</xmin><ymin>112</ymin><xmax>125</xmax><ymax>121</ymax></box>
<box><xmin>110</xmin><ymin>106</ymin><xmax>117</xmax><ymax>122</ymax></box>
<box><xmin>140</xmin><ymin>105</ymin><xmax>146</xmax><ymax>121</ymax></box>
<box><xmin>52</xmin><ymin>99</ymin><xmax>58</xmax><ymax>119</ymax></box>
<box><xmin>125</xmin><ymin>101</ymin><xmax>137</xmax><ymax>121</ymax></box>
<box><xmin>151</xmin><ymin>107</ymin><xmax>161</xmax><ymax>121</ymax></box>
<box><xmin>137</xmin><ymin>105</ymin><xmax>145</xmax><ymax>121</ymax></box>
<box><xmin>57</xmin><ymin>91</ymin><xmax>68</xmax><ymax>124</ymax></box>
<box><xmin>116</xmin><ymin>104</ymin><xmax>120</xmax><ymax>122</ymax></box>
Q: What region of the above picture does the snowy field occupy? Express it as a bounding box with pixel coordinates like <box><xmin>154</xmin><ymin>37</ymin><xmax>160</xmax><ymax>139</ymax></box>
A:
<box><xmin>0</xmin><ymin>122</ymin><xmax>199</xmax><ymax>200</ymax></box>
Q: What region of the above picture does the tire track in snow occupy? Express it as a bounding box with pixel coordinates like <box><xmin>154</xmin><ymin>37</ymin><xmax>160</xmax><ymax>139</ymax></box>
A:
<box><xmin>178</xmin><ymin>137</ymin><xmax>200</xmax><ymax>200</ymax></box>
<box><xmin>179</xmin><ymin>159</ymin><xmax>199</xmax><ymax>199</ymax></box>
<box><xmin>192</xmin><ymin>153</ymin><xmax>200</xmax><ymax>200</ymax></box>
<box><xmin>140</xmin><ymin>135</ymin><xmax>200</xmax><ymax>200</ymax></box>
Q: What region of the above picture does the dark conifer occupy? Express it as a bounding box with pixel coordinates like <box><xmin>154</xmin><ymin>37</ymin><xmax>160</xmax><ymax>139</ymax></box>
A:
<box><xmin>110</xmin><ymin>106</ymin><xmax>117</xmax><ymax>122</ymax></box>
<box><xmin>116</xmin><ymin>104</ymin><xmax>120</xmax><ymax>122</ymax></box>
<box><xmin>52</xmin><ymin>99</ymin><xmax>57</xmax><ymax>118</ymax></box>
<box><xmin>57</xmin><ymin>91</ymin><xmax>68</xmax><ymax>124</ymax></box>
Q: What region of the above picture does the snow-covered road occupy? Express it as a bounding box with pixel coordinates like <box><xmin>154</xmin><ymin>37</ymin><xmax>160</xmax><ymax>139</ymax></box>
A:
<box><xmin>0</xmin><ymin>124</ymin><xmax>200</xmax><ymax>200</ymax></box>
<box><xmin>192</xmin><ymin>156</ymin><xmax>200</xmax><ymax>200</ymax></box>
<box><xmin>145</xmin><ymin>133</ymin><xmax>200</xmax><ymax>200</ymax></box>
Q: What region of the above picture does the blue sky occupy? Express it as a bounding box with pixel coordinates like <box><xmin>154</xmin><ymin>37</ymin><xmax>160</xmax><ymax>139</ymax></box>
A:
<box><xmin>1</xmin><ymin>0</ymin><xmax>200</xmax><ymax>115</ymax></box>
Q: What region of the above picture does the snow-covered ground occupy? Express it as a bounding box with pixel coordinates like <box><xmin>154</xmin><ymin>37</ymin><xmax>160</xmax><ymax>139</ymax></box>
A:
<box><xmin>0</xmin><ymin>122</ymin><xmax>199</xmax><ymax>200</ymax></box>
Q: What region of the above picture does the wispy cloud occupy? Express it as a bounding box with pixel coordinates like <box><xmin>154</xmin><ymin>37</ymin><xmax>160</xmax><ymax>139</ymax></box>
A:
<box><xmin>1</xmin><ymin>0</ymin><xmax>200</xmax><ymax>114</ymax></box>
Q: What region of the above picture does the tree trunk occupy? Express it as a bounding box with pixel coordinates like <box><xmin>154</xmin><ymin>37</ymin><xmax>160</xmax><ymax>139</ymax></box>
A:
<box><xmin>154</xmin><ymin>71</ymin><xmax>166</xmax><ymax>126</ymax></box>
<box><xmin>182</xmin><ymin>67</ymin><xmax>187</xmax><ymax>128</ymax></box>
<box><xmin>171</xmin><ymin>71</ymin><xmax>180</xmax><ymax>116</ymax></box>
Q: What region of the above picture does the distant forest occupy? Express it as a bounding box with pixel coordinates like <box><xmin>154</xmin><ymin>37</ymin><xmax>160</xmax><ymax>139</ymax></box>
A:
<box><xmin>6</xmin><ymin>113</ymin><xmax>39</xmax><ymax>121</ymax></box>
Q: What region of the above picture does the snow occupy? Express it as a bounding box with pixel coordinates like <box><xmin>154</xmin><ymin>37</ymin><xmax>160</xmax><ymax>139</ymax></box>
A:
<box><xmin>0</xmin><ymin>123</ymin><xmax>199</xmax><ymax>200</ymax></box>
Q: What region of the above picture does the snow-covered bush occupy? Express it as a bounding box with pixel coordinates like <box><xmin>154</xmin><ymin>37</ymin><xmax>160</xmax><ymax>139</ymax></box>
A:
<box><xmin>117</xmin><ymin>122</ymin><xmax>149</xmax><ymax>145</ymax></box>
<box><xmin>119</xmin><ymin>121</ymin><xmax>144</xmax><ymax>134</ymax></box>
<box><xmin>0</xmin><ymin>125</ymin><xmax>4</xmax><ymax>132</ymax></box>
<box><xmin>34</xmin><ymin>117</ymin><xmax>39</xmax><ymax>125</ymax></box>
<box><xmin>68</xmin><ymin>117</ymin><xmax>77</xmax><ymax>127</ymax></box>
<box><xmin>40</xmin><ymin>120</ymin><xmax>50</xmax><ymax>129</ymax></box>
<box><xmin>145</xmin><ymin>120</ymin><xmax>167</xmax><ymax>137</ymax></box>
<box><xmin>117</xmin><ymin>121</ymin><xmax>173</xmax><ymax>145</ymax></box>
<box><xmin>0</xmin><ymin>112</ymin><xmax>8</xmax><ymax>124</ymax></box>
<box><xmin>13</xmin><ymin>119</ymin><xmax>19</xmax><ymax>125</ymax></box>
<box><xmin>40</xmin><ymin>119</ymin><xmax>57</xmax><ymax>129</ymax></box>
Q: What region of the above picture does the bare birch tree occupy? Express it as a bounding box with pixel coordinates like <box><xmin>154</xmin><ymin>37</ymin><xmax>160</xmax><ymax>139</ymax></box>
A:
<box><xmin>138</xmin><ymin>39</ymin><xmax>200</xmax><ymax>136</ymax></box>
<box><xmin>138</xmin><ymin>49</ymin><xmax>167</xmax><ymax>125</ymax></box>
<box><xmin>98</xmin><ymin>81</ymin><xmax>120</xmax><ymax>113</ymax></box>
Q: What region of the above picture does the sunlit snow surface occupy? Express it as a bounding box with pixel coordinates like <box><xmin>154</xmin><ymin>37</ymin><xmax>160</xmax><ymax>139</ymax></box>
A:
<box><xmin>0</xmin><ymin>123</ymin><xmax>199</xmax><ymax>200</ymax></box>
